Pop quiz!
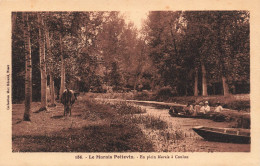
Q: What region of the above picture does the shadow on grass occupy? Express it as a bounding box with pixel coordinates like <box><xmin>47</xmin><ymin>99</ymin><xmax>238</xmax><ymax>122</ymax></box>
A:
<box><xmin>12</xmin><ymin>123</ymin><xmax>154</xmax><ymax>152</ymax></box>
<box><xmin>50</xmin><ymin>115</ymin><xmax>64</xmax><ymax>119</ymax></box>
<box><xmin>50</xmin><ymin>114</ymin><xmax>83</xmax><ymax>119</ymax></box>
<box><xmin>14</xmin><ymin>119</ymin><xmax>23</xmax><ymax>124</ymax></box>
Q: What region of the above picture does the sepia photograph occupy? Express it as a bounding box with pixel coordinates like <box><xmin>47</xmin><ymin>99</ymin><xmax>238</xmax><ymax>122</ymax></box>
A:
<box><xmin>12</xmin><ymin>11</ymin><xmax>251</xmax><ymax>153</ymax></box>
<box><xmin>1</xmin><ymin>0</ymin><xmax>260</xmax><ymax>165</ymax></box>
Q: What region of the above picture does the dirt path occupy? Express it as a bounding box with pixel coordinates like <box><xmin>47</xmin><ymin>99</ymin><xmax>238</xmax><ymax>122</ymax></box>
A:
<box><xmin>12</xmin><ymin>102</ymin><xmax>104</xmax><ymax>136</ymax></box>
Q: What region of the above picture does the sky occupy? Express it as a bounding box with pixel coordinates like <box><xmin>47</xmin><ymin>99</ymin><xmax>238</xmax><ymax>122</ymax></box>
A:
<box><xmin>122</xmin><ymin>11</ymin><xmax>149</xmax><ymax>30</ymax></box>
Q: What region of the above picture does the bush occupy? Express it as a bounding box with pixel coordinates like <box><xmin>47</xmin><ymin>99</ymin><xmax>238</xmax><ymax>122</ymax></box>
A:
<box><xmin>196</xmin><ymin>96</ymin><xmax>250</xmax><ymax>111</ymax></box>
<box><xmin>155</xmin><ymin>86</ymin><xmax>175</xmax><ymax>100</ymax></box>
<box><xmin>224</xmin><ymin>101</ymin><xmax>250</xmax><ymax>111</ymax></box>
<box><xmin>134</xmin><ymin>91</ymin><xmax>153</xmax><ymax>101</ymax></box>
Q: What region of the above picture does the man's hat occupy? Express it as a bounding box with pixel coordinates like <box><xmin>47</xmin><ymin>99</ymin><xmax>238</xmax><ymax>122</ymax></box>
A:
<box><xmin>205</xmin><ymin>101</ymin><xmax>209</xmax><ymax>104</ymax></box>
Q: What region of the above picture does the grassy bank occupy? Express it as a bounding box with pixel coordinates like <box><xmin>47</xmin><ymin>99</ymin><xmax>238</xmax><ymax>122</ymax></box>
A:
<box><xmin>87</xmin><ymin>92</ymin><xmax>250</xmax><ymax>112</ymax></box>
<box><xmin>88</xmin><ymin>92</ymin><xmax>250</xmax><ymax>129</ymax></box>
<box><xmin>12</xmin><ymin>98</ymin><xmax>153</xmax><ymax>152</ymax></box>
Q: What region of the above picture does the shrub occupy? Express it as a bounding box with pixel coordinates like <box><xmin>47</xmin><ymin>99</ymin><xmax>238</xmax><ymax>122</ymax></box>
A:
<box><xmin>224</xmin><ymin>101</ymin><xmax>250</xmax><ymax>111</ymax></box>
<box><xmin>134</xmin><ymin>91</ymin><xmax>153</xmax><ymax>100</ymax></box>
<box><xmin>196</xmin><ymin>96</ymin><xmax>250</xmax><ymax>111</ymax></box>
<box><xmin>155</xmin><ymin>86</ymin><xmax>175</xmax><ymax>100</ymax></box>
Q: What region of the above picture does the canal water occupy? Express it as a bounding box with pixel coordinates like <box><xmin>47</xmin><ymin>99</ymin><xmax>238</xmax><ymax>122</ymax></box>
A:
<box><xmin>136</xmin><ymin>104</ymin><xmax>250</xmax><ymax>152</ymax></box>
<box><xmin>95</xmin><ymin>98</ymin><xmax>250</xmax><ymax>152</ymax></box>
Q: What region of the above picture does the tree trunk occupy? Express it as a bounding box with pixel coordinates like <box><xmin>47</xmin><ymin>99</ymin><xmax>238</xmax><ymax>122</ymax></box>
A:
<box><xmin>44</xmin><ymin>23</ymin><xmax>56</xmax><ymax>106</ymax></box>
<box><xmin>23</xmin><ymin>13</ymin><xmax>32</xmax><ymax>121</ymax></box>
<box><xmin>216</xmin><ymin>13</ymin><xmax>230</xmax><ymax>97</ymax></box>
<box><xmin>134</xmin><ymin>72</ymin><xmax>141</xmax><ymax>91</ymax></box>
<box><xmin>59</xmin><ymin>33</ymin><xmax>65</xmax><ymax>99</ymax></box>
<box><xmin>201</xmin><ymin>62</ymin><xmax>208</xmax><ymax>96</ymax></box>
<box><xmin>222</xmin><ymin>76</ymin><xmax>230</xmax><ymax>96</ymax></box>
<box><xmin>50</xmin><ymin>74</ymin><xmax>55</xmax><ymax>105</ymax></box>
<box><xmin>194</xmin><ymin>68</ymin><xmax>198</xmax><ymax>96</ymax></box>
<box><xmin>169</xmin><ymin>22</ymin><xmax>179</xmax><ymax>57</ymax></box>
<box><xmin>133</xmin><ymin>57</ymin><xmax>143</xmax><ymax>92</ymax></box>
<box><xmin>38</xmin><ymin>14</ymin><xmax>47</xmax><ymax>110</ymax></box>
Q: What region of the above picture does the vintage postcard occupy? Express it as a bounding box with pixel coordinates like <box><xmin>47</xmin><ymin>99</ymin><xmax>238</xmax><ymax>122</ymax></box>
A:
<box><xmin>1</xmin><ymin>0</ymin><xmax>260</xmax><ymax>165</ymax></box>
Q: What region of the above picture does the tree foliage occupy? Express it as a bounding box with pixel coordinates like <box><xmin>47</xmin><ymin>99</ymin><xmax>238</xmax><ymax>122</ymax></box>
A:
<box><xmin>12</xmin><ymin>11</ymin><xmax>250</xmax><ymax>104</ymax></box>
<box><xmin>144</xmin><ymin>11</ymin><xmax>249</xmax><ymax>96</ymax></box>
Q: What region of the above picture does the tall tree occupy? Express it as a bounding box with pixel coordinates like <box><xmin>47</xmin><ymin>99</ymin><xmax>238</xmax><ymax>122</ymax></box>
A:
<box><xmin>22</xmin><ymin>12</ymin><xmax>32</xmax><ymax>121</ymax></box>
<box><xmin>212</xmin><ymin>11</ymin><xmax>249</xmax><ymax>96</ymax></box>
<box><xmin>201</xmin><ymin>61</ymin><xmax>208</xmax><ymax>96</ymax></box>
<box><xmin>59</xmin><ymin>32</ymin><xmax>65</xmax><ymax>98</ymax></box>
<box><xmin>194</xmin><ymin>68</ymin><xmax>198</xmax><ymax>96</ymax></box>
<box><xmin>145</xmin><ymin>11</ymin><xmax>186</xmax><ymax>92</ymax></box>
<box><xmin>216</xmin><ymin>12</ymin><xmax>230</xmax><ymax>96</ymax></box>
<box><xmin>44</xmin><ymin>16</ymin><xmax>56</xmax><ymax>106</ymax></box>
<box><xmin>183</xmin><ymin>11</ymin><xmax>214</xmax><ymax>96</ymax></box>
<box><xmin>38</xmin><ymin>13</ymin><xmax>47</xmax><ymax>110</ymax></box>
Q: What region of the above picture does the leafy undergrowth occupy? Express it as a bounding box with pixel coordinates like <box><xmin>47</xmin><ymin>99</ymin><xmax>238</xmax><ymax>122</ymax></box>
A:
<box><xmin>131</xmin><ymin>114</ymin><xmax>168</xmax><ymax>130</ymax></box>
<box><xmin>109</xmin><ymin>113</ymin><xmax>184</xmax><ymax>152</ymax></box>
<box><xmin>12</xmin><ymin>98</ymin><xmax>154</xmax><ymax>152</ymax></box>
<box><xmin>133</xmin><ymin>115</ymin><xmax>184</xmax><ymax>152</ymax></box>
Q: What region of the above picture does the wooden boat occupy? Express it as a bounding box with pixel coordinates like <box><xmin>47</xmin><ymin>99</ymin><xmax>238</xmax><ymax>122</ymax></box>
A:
<box><xmin>169</xmin><ymin>110</ymin><xmax>230</xmax><ymax>122</ymax></box>
<box><xmin>192</xmin><ymin>126</ymin><xmax>250</xmax><ymax>144</ymax></box>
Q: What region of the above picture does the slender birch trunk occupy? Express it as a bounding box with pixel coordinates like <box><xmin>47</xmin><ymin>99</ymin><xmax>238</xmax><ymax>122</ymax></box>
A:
<box><xmin>50</xmin><ymin>74</ymin><xmax>55</xmax><ymax>105</ymax></box>
<box><xmin>38</xmin><ymin>14</ymin><xmax>47</xmax><ymax>110</ymax></box>
<box><xmin>59</xmin><ymin>33</ymin><xmax>65</xmax><ymax>100</ymax></box>
<box><xmin>216</xmin><ymin>13</ymin><xmax>230</xmax><ymax>96</ymax></box>
<box><xmin>194</xmin><ymin>68</ymin><xmax>198</xmax><ymax>96</ymax></box>
<box><xmin>44</xmin><ymin>22</ymin><xmax>56</xmax><ymax>106</ymax></box>
<box><xmin>134</xmin><ymin>72</ymin><xmax>141</xmax><ymax>91</ymax></box>
<box><xmin>222</xmin><ymin>76</ymin><xmax>230</xmax><ymax>96</ymax></box>
<box><xmin>23</xmin><ymin>13</ymin><xmax>32</xmax><ymax>121</ymax></box>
